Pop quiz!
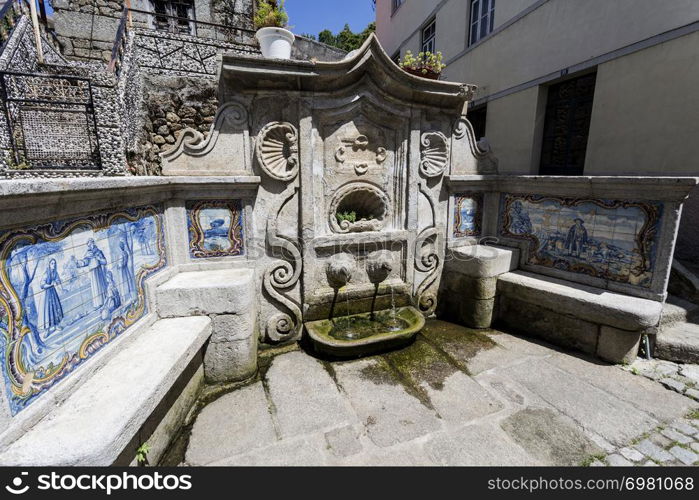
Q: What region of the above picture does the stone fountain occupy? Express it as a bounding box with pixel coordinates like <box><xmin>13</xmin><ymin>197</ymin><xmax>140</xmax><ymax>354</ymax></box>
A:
<box><xmin>162</xmin><ymin>34</ymin><xmax>497</xmax><ymax>357</ymax></box>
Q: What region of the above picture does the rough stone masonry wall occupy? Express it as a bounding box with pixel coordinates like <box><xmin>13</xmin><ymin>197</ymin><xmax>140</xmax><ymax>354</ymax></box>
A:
<box><xmin>129</xmin><ymin>74</ymin><xmax>218</xmax><ymax>175</ymax></box>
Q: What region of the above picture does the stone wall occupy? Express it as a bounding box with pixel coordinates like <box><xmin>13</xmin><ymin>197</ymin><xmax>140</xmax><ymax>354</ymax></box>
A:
<box><xmin>52</xmin><ymin>0</ymin><xmax>254</xmax><ymax>62</ymax></box>
<box><xmin>129</xmin><ymin>75</ymin><xmax>219</xmax><ymax>175</ymax></box>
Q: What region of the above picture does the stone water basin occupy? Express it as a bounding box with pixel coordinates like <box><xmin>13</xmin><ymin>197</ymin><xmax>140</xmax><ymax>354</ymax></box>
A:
<box><xmin>305</xmin><ymin>306</ymin><xmax>425</xmax><ymax>358</ymax></box>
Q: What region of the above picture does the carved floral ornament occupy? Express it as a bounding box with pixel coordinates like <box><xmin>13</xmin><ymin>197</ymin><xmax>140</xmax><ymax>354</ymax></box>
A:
<box><xmin>255</xmin><ymin>121</ymin><xmax>300</xmax><ymax>181</ymax></box>
<box><xmin>419</xmin><ymin>131</ymin><xmax>450</xmax><ymax>178</ymax></box>
<box><xmin>335</xmin><ymin>134</ymin><xmax>387</xmax><ymax>175</ymax></box>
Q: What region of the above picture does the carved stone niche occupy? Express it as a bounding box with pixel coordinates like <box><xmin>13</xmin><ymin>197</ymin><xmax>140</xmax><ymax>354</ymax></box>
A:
<box><xmin>329</xmin><ymin>182</ymin><xmax>390</xmax><ymax>233</ymax></box>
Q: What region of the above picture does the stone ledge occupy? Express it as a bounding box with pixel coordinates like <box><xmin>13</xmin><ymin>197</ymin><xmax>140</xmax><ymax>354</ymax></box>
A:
<box><xmin>446</xmin><ymin>244</ymin><xmax>519</xmax><ymax>278</ymax></box>
<box><xmin>0</xmin><ymin>316</ymin><xmax>211</xmax><ymax>466</ymax></box>
<box><xmin>497</xmin><ymin>271</ymin><xmax>662</xmax><ymax>331</ymax></box>
<box><xmin>156</xmin><ymin>268</ymin><xmax>255</xmax><ymax>317</ymax></box>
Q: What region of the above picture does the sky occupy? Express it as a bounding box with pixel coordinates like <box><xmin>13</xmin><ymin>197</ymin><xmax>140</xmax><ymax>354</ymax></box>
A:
<box><xmin>284</xmin><ymin>0</ymin><xmax>376</xmax><ymax>37</ymax></box>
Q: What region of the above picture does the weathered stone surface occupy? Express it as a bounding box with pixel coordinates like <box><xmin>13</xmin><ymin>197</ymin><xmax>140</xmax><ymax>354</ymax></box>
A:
<box><xmin>1</xmin><ymin>317</ymin><xmax>211</xmax><ymax>466</ymax></box>
<box><xmin>669</xmin><ymin>446</ymin><xmax>698</xmax><ymax>465</ymax></box>
<box><xmin>425</xmin><ymin>423</ymin><xmax>540</xmax><ymax>466</ymax></box>
<box><xmin>210</xmin><ymin>435</ymin><xmax>327</xmax><ymax>466</ymax></box>
<box><xmin>607</xmin><ymin>453</ymin><xmax>634</xmax><ymax>466</ymax></box>
<box><xmin>655</xmin><ymin>322</ymin><xmax>699</xmax><ymax>364</ymax></box>
<box><xmin>324</xmin><ymin>425</ymin><xmax>363</xmax><ymax>458</ymax></box>
<box><xmin>661</xmin><ymin>427</ymin><xmax>693</xmax><ymax>444</ymax></box>
<box><xmin>497</xmin><ymin>295</ymin><xmax>599</xmax><ymax>355</ymax></box>
<box><xmin>500</xmin><ymin>408</ymin><xmax>603</xmax><ymax>465</ymax></box>
<box><xmin>619</xmin><ymin>446</ymin><xmax>645</xmax><ymax>462</ymax></box>
<box><xmin>210</xmin><ymin>313</ymin><xmax>256</xmax><ymax>344</ymax></box>
<box><xmin>204</xmin><ymin>313</ymin><xmax>259</xmax><ymax>383</ymax></box>
<box><xmin>497</xmin><ymin>271</ymin><xmax>663</xmax><ymax>331</ymax></box>
<box><xmin>460</xmin><ymin>297</ymin><xmax>496</xmax><ymax>329</ymax></box>
<box><xmin>504</xmin><ymin>359</ymin><xmax>659</xmax><ymax>445</ymax></box>
<box><xmin>204</xmin><ymin>337</ymin><xmax>257</xmax><ymax>384</ymax></box>
<box><xmin>157</xmin><ymin>269</ymin><xmax>254</xmax><ymax>317</ymax></box>
<box><xmin>596</xmin><ymin>326</ymin><xmax>641</xmax><ymax>364</ymax></box>
<box><xmin>265</xmin><ymin>352</ymin><xmax>356</xmax><ymax>439</ymax></box>
<box><xmin>333</xmin><ymin>357</ymin><xmax>442</xmax><ymax>448</ymax></box>
<box><xmin>547</xmin><ymin>352</ymin><xmax>697</xmax><ymax>424</ymax></box>
<box><xmin>446</xmin><ymin>245</ymin><xmax>519</xmax><ymax>278</ymax></box>
<box><xmin>186</xmin><ymin>382</ymin><xmax>277</xmax><ymax>465</ymax></box>
<box><xmin>634</xmin><ymin>439</ymin><xmax>674</xmax><ymax>463</ymax></box>
<box><xmin>386</xmin><ymin>339</ymin><xmax>502</xmax><ymax>423</ymax></box>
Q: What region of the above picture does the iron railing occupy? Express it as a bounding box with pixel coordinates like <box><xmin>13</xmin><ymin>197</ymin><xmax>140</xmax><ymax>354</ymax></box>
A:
<box><xmin>0</xmin><ymin>71</ymin><xmax>102</xmax><ymax>171</ymax></box>
<box><xmin>109</xmin><ymin>7</ymin><xmax>257</xmax><ymax>76</ymax></box>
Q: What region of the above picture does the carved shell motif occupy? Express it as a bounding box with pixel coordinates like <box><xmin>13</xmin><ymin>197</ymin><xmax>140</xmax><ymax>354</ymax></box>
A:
<box><xmin>420</xmin><ymin>131</ymin><xmax>450</xmax><ymax>178</ymax></box>
<box><xmin>255</xmin><ymin>122</ymin><xmax>299</xmax><ymax>181</ymax></box>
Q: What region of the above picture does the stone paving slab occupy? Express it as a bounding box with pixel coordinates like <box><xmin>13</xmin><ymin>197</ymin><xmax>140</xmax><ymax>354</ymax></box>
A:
<box><xmin>333</xmin><ymin>357</ymin><xmax>443</xmax><ymax>448</ymax></box>
<box><xmin>185</xmin><ymin>320</ymin><xmax>699</xmax><ymax>466</ymax></box>
<box><xmin>385</xmin><ymin>339</ymin><xmax>503</xmax><ymax>423</ymax></box>
<box><xmin>503</xmin><ymin>358</ymin><xmax>660</xmax><ymax>445</ymax></box>
<box><xmin>209</xmin><ymin>434</ymin><xmax>328</xmax><ymax>466</ymax></box>
<box><xmin>499</xmin><ymin>408</ymin><xmax>603</xmax><ymax>466</ymax></box>
<box><xmin>547</xmin><ymin>351</ymin><xmax>697</xmax><ymax>423</ymax></box>
<box><xmin>185</xmin><ymin>382</ymin><xmax>277</xmax><ymax>466</ymax></box>
<box><xmin>424</xmin><ymin>423</ymin><xmax>540</xmax><ymax>466</ymax></box>
<box><xmin>264</xmin><ymin>351</ymin><xmax>357</xmax><ymax>439</ymax></box>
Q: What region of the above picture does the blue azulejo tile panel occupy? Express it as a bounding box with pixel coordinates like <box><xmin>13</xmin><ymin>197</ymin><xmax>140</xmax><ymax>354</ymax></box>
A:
<box><xmin>186</xmin><ymin>200</ymin><xmax>244</xmax><ymax>259</ymax></box>
<box><xmin>0</xmin><ymin>205</ymin><xmax>167</xmax><ymax>415</ymax></box>
<box><xmin>499</xmin><ymin>194</ymin><xmax>663</xmax><ymax>288</ymax></box>
<box><xmin>453</xmin><ymin>193</ymin><xmax>483</xmax><ymax>238</ymax></box>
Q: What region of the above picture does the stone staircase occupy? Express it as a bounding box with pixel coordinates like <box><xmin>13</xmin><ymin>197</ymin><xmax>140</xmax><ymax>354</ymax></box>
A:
<box><xmin>656</xmin><ymin>296</ymin><xmax>699</xmax><ymax>364</ymax></box>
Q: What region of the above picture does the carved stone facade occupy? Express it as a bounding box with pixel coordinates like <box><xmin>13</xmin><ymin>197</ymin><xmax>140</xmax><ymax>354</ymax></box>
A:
<box><xmin>161</xmin><ymin>34</ymin><xmax>497</xmax><ymax>344</ymax></box>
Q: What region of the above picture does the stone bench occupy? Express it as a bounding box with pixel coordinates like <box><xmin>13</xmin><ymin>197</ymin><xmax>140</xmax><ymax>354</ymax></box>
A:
<box><xmin>156</xmin><ymin>268</ymin><xmax>258</xmax><ymax>384</ymax></box>
<box><xmin>438</xmin><ymin>245</ymin><xmax>520</xmax><ymax>328</ymax></box>
<box><xmin>496</xmin><ymin>271</ymin><xmax>663</xmax><ymax>363</ymax></box>
<box><xmin>0</xmin><ymin>316</ymin><xmax>211</xmax><ymax>466</ymax></box>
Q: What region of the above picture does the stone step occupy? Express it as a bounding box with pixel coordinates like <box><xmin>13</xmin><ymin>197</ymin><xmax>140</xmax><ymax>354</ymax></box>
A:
<box><xmin>655</xmin><ymin>321</ymin><xmax>699</xmax><ymax>364</ymax></box>
<box><xmin>156</xmin><ymin>268</ymin><xmax>254</xmax><ymax>318</ymax></box>
<box><xmin>660</xmin><ymin>296</ymin><xmax>699</xmax><ymax>328</ymax></box>
<box><xmin>0</xmin><ymin>316</ymin><xmax>211</xmax><ymax>466</ymax></box>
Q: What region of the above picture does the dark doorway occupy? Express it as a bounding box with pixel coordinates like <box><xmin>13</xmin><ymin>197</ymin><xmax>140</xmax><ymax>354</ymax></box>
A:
<box><xmin>469</xmin><ymin>104</ymin><xmax>487</xmax><ymax>141</ymax></box>
<box><xmin>539</xmin><ymin>72</ymin><xmax>597</xmax><ymax>175</ymax></box>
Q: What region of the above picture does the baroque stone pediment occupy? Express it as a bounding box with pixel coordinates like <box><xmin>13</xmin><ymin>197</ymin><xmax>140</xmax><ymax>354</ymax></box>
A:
<box><xmin>219</xmin><ymin>34</ymin><xmax>476</xmax><ymax>110</ymax></box>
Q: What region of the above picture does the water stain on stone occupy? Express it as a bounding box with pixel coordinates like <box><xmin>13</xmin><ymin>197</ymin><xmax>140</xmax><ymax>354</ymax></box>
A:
<box><xmin>500</xmin><ymin>408</ymin><xmax>603</xmax><ymax>466</ymax></box>
<box><xmin>358</xmin><ymin>358</ymin><xmax>400</xmax><ymax>387</ymax></box>
<box><xmin>358</xmin><ymin>356</ymin><xmax>436</xmax><ymax>411</ymax></box>
<box><xmin>419</xmin><ymin>319</ymin><xmax>497</xmax><ymax>371</ymax></box>
<box><xmin>385</xmin><ymin>338</ymin><xmax>458</xmax><ymax>392</ymax></box>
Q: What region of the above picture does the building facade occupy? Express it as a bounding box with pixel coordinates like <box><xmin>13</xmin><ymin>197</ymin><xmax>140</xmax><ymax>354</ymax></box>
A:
<box><xmin>377</xmin><ymin>0</ymin><xmax>699</xmax><ymax>262</ymax></box>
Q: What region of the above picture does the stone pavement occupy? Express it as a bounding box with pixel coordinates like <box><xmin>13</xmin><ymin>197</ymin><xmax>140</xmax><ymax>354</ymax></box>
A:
<box><xmin>184</xmin><ymin>320</ymin><xmax>699</xmax><ymax>466</ymax></box>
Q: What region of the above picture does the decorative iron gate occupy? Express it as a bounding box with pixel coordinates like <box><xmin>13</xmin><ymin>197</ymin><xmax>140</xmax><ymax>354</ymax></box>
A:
<box><xmin>0</xmin><ymin>72</ymin><xmax>102</xmax><ymax>171</ymax></box>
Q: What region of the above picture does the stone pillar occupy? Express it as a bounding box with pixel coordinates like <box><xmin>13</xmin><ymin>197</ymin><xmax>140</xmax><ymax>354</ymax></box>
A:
<box><xmin>438</xmin><ymin>244</ymin><xmax>519</xmax><ymax>328</ymax></box>
<box><xmin>204</xmin><ymin>313</ymin><xmax>259</xmax><ymax>383</ymax></box>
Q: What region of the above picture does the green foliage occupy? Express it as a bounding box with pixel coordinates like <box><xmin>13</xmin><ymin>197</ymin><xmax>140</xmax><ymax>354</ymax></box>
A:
<box><xmin>5</xmin><ymin>154</ymin><xmax>29</xmax><ymax>170</ymax></box>
<box><xmin>136</xmin><ymin>442</ymin><xmax>151</xmax><ymax>465</ymax></box>
<box><xmin>254</xmin><ymin>0</ymin><xmax>289</xmax><ymax>29</ymax></box>
<box><xmin>400</xmin><ymin>50</ymin><xmax>446</xmax><ymax>75</ymax></box>
<box><xmin>336</xmin><ymin>211</ymin><xmax>357</xmax><ymax>224</ymax></box>
<box><xmin>316</xmin><ymin>22</ymin><xmax>375</xmax><ymax>52</ymax></box>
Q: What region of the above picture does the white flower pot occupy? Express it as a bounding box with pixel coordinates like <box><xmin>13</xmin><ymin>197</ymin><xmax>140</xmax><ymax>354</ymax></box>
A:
<box><xmin>255</xmin><ymin>27</ymin><xmax>295</xmax><ymax>59</ymax></box>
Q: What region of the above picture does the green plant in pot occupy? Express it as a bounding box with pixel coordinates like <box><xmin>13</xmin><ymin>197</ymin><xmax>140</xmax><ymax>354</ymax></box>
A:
<box><xmin>399</xmin><ymin>50</ymin><xmax>446</xmax><ymax>80</ymax></box>
<box><xmin>254</xmin><ymin>0</ymin><xmax>294</xmax><ymax>59</ymax></box>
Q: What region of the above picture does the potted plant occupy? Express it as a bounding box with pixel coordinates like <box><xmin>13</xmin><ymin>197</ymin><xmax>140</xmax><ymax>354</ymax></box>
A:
<box><xmin>254</xmin><ymin>0</ymin><xmax>294</xmax><ymax>59</ymax></box>
<box><xmin>399</xmin><ymin>50</ymin><xmax>446</xmax><ymax>80</ymax></box>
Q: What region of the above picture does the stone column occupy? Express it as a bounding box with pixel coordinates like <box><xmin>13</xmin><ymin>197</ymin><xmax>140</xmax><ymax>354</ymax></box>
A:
<box><xmin>438</xmin><ymin>244</ymin><xmax>519</xmax><ymax>328</ymax></box>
